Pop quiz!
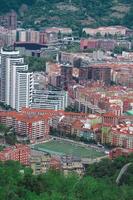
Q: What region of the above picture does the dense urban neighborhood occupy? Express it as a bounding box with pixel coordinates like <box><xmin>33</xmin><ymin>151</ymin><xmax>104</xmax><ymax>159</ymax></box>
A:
<box><xmin>0</xmin><ymin>1</ymin><xmax>133</xmax><ymax>200</ymax></box>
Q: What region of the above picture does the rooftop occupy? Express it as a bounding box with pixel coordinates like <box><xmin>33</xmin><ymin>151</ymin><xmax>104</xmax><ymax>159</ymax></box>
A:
<box><xmin>126</xmin><ymin>110</ymin><xmax>133</xmax><ymax>116</ymax></box>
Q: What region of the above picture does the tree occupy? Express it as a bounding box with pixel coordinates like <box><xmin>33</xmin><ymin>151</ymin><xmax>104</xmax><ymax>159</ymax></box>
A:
<box><xmin>58</xmin><ymin>31</ymin><xmax>62</xmax><ymax>40</ymax></box>
<box><xmin>24</xmin><ymin>56</ymin><xmax>47</xmax><ymax>72</ymax></box>
<box><xmin>0</xmin><ymin>154</ymin><xmax>132</xmax><ymax>200</ymax></box>
<box><xmin>113</xmin><ymin>46</ymin><xmax>128</xmax><ymax>54</ymax></box>
<box><xmin>95</xmin><ymin>32</ymin><xmax>102</xmax><ymax>38</ymax></box>
<box><xmin>5</xmin><ymin>131</ymin><xmax>17</xmax><ymax>145</ymax></box>
<box><xmin>82</xmin><ymin>31</ymin><xmax>87</xmax><ymax>38</ymax></box>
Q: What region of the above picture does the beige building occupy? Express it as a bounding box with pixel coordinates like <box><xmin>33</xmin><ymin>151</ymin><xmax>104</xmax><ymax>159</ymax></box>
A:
<box><xmin>61</xmin><ymin>156</ymin><xmax>84</xmax><ymax>176</ymax></box>
<box><xmin>30</xmin><ymin>150</ymin><xmax>84</xmax><ymax>176</ymax></box>
<box><xmin>17</xmin><ymin>29</ymin><xmax>40</xmax><ymax>43</ymax></box>
<box><xmin>83</xmin><ymin>26</ymin><xmax>128</xmax><ymax>36</ymax></box>
<box><xmin>30</xmin><ymin>152</ymin><xmax>51</xmax><ymax>175</ymax></box>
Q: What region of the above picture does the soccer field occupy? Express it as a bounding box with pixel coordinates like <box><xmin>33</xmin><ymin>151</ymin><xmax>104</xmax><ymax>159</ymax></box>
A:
<box><xmin>34</xmin><ymin>140</ymin><xmax>105</xmax><ymax>158</ymax></box>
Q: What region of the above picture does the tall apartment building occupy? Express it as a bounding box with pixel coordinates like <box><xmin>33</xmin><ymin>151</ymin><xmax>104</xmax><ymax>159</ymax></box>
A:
<box><xmin>15</xmin><ymin>72</ymin><xmax>33</xmax><ymax>111</ymax></box>
<box><xmin>0</xmin><ymin>48</ymin><xmax>33</xmax><ymax>111</ymax></box>
<box><xmin>5</xmin><ymin>57</ymin><xmax>25</xmax><ymax>104</ymax></box>
<box><xmin>6</xmin><ymin>11</ymin><xmax>17</xmax><ymax>30</ymax></box>
<box><xmin>0</xmin><ymin>48</ymin><xmax>20</xmax><ymax>102</ymax></box>
<box><xmin>0</xmin><ymin>11</ymin><xmax>17</xmax><ymax>30</ymax></box>
<box><xmin>60</xmin><ymin>65</ymin><xmax>73</xmax><ymax>90</ymax></box>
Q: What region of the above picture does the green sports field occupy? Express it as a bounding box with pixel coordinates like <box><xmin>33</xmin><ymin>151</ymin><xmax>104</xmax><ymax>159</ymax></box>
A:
<box><xmin>34</xmin><ymin>140</ymin><xmax>105</xmax><ymax>158</ymax></box>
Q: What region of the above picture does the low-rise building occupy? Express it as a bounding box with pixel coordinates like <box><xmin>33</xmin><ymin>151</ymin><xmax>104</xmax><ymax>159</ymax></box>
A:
<box><xmin>40</xmin><ymin>27</ymin><xmax>72</xmax><ymax>44</ymax></box>
<box><xmin>102</xmin><ymin>123</ymin><xmax>133</xmax><ymax>149</ymax></box>
<box><xmin>82</xmin><ymin>26</ymin><xmax>128</xmax><ymax>36</ymax></box>
<box><xmin>31</xmin><ymin>89</ymin><xmax>68</xmax><ymax>110</ymax></box>
<box><xmin>30</xmin><ymin>150</ymin><xmax>84</xmax><ymax>176</ymax></box>
<box><xmin>61</xmin><ymin>156</ymin><xmax>84</xmax><ymax>176</ymax></box>
<box><xmin>109</xmin><ymin>148</ymin><xmax>133</xmax><ymax>159</ymax></box>
<box><xmin>80</xmin><ymin>39</ymin><xmax>116</xmax><ymax>51</ymax></box>
<box><xmin>56</xmin><ymin>114</ymin><xmax>101</xmax><ymax>141</ymax></box>
<box><xmin>30</xmin><ymin>151</ymin><xmax>51</xmax><ymax>175</ymax></box>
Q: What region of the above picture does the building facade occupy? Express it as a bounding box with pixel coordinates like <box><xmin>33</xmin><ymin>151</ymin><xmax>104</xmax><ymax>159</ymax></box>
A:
<box><xmin>0</xmin><ymin>111</ymin><xmax>50</xmax><ymax>143</ymax></box>
<box><xmin>0</xmin><ymin>48</ymin><xmax>19</xmax><ymax>102</ymax></box>
<box><xmin>0</xmin><ymin>11</ymin><xmax>17</xmax><ymax>30</ymax></box>
<box><xmin>0</xmin><ymin>48</ymin><xmax>33</xmax><ymax>111</ymax></box>
<box><xmin>16</xmin><ymin>72</ymin><xmax>33</xmax><ymax>111</ymax></box>
<box><xmin>0</xmin><ymin>144</ymin><xmax>30</xmax><ymax>165</ymax></box>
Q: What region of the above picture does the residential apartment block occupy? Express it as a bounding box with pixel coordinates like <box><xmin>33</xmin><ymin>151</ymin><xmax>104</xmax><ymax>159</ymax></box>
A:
<box><xmin>0</xmin><ymin>48</ymin><xmax>33</xmax><ymax>111</ymax></box>
<box><xmin>0</xmin><ymin>48</ymin><xmax>20</xmax><ymax>102</ymax></box>
<box><xmin>30</xmin><ymin>151</ymin><xmax>51</xmax><ymax>175</ymax></box>
<box><xmin>102</xmin><ymin>123</ymin><xmax>133</xmax><ymax>149</ymax></box>
<box><xmin>0</xmin><ymin>144</ymin><xmax>30</xmax><ymax>165</ymax></box>
<box><xmin>17</xmin><ymin>29</ymin><xmax>40</xmax><ymax>43</ymax></box>
<box><xmin>0</xmin><ymin>110</ymin><xmax>50</xmax><ymax>143</ymax></box>
<box><xmin>0</xmin><ymin>27</ymin><xmax>16</xmax><ymax>47</ymax></box>
<box><xmin>30</xmin><ymin>150</ymin><xmax>84</xmax><ymax>176</ymax></box>
<box><xmin>80</xmin><ymin>39</ymin><xmax>116</xmax><ymax>51</ymax></box>
<box><xmin>109</xmin><ymin>148</ymin><xmax>133</xmax><ymax>159</ymax></box>
<box><xmin>31</xmin><ymin>89</ymin><xmax>68</xmax><ymax>110</ymax></box>
<box><xmin>16</xmin><ymin>72</ymin><xmax>33</xmax><ymax>111</ymax></box>
<box><xmin>72</xmin><ymin>84</ymin><xmax>133</xmax><ymax>115</ymax></box>
<box><xmin>0</xmin><ymin>11</ymin><xmax>17</xmax><ymax>30</ymax></box>
<box><xmin>83</xmin><ymin>26</ymin><xmax>128</xmax><ymax>36</ymax></box>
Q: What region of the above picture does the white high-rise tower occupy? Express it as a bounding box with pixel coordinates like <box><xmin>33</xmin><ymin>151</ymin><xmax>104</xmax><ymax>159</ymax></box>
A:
<box><xmin>0</xmin><ymin>47</ymin><xmax>33</xmax><ymax>111</ymax></box>
<box><xmin>15</xmin><ymin>71</ymin><xmax>33</xmax><ymax>111</ymax></box>
<box><xmin>0</xmin><ymin>48</ymin><xmax>19</xmax><ymax>102</ymax></box>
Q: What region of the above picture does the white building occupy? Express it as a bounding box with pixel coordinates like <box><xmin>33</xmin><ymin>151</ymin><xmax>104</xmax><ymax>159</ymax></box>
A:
<box><xmin>15</xmin><ymin>72</ymin><xmax>33</xmax><ymax>111</ymax></box>
<box><xmin>31</xmin><ymin>90</ymin><xmax>68</xmax><ymax>110</ymax></box>
<box><xmin>0</xmin><ymin>48</ymin><xmax>33</xmax><ymax>111</ymax></box>
<box><xmin>0</xmin><ymin>48</ymin><xmax>19</xmax><ymax>102</ymax></box>
<box><xmin>5</xmin><ymin>58</ymin><xmax>28</xmax><ymax>108</ymax></box>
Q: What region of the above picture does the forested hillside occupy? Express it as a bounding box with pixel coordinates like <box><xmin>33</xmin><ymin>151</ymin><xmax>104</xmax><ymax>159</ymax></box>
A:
<box><xmin>0</xmin><ymin>154</ymin><xmax>133</xmax><ymax>200</ymax></box>
<box><xmin>0</xmin><ymin>0</ymin><xmax>133</xmax><ymax>31</ymax></box>
<box><xmin>0</xmin><ymin>0</ymin><xmax>35</xmax><ymax>14</ymax></box>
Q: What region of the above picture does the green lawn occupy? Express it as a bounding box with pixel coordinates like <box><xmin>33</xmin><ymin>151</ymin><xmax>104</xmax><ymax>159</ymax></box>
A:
<box><xmin>34</xmin><ymin>140</ymin><xmax>105</xmax><ymax>158</ymax></box>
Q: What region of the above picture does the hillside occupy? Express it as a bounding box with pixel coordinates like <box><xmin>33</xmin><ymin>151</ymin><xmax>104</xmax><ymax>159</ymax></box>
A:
<box><xmin>0</xmin><ymin>0</ymin><xmax>133</xmax><ymax>31</ymax></box>
<box><xmin>0</xmin><ymin>0</ymin><xmax>35</xmax><ymax>14</ymax></box>
<box><xmin>0</xmin><ymin>154</ymin><xmax>133</xmax><ymax>200</ymax></box>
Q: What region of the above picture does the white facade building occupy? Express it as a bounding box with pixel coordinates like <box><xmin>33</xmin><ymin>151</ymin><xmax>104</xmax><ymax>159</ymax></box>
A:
<box><xmin>0</xmin><ymin>48</ymin><xmax>19</xmax><ymax>102</ymax></box>
<box><xmin>5</xmin><ymin>57</ymin><xmax>24</xmax><ymax>104</ymax></box>
<box><xmin>31</xmin><ymin>90</ymin><xmax>68</xmax><ymax>110</ymax></box>
<box><xmin>15</xmin><ymin>72</ymin><xmax>33</xmax><ymax>111</ymax></box>
<box><xmin>0</xmin><ymin>48</ymin><xmax>33</xmax><ymax>111</ymax></box>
